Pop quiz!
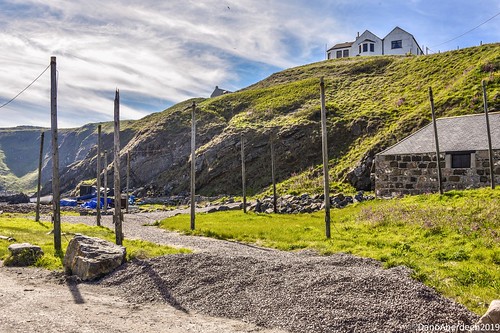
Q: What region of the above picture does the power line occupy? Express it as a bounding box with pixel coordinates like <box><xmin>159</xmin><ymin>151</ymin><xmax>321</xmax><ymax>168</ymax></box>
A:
<box><xmin>430</xmin><ymin>11</ymin><xmax>500</xmax><ymax>48</ymax></box>
<box><xmin>0</xmin><ymin>63</ymin><xmax>51</xmax><ymax>109</ymax></box>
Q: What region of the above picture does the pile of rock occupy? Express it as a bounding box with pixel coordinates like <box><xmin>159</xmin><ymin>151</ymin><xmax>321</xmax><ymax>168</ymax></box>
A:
<box><xmin>249</xmin><ymin>192</ymin><xmax>374</xmax><ymax>214</ymax></box>
<box><xmin>0</xmin><ymin>193</ymin><xmax>30</xmax><ymax>204</ymax></box>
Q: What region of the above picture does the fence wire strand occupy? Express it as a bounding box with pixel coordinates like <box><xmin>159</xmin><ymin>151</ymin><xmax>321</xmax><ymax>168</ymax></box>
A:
<box><xmin>0</xmin><ymin>63</ymin><xmax>51</xmax><ymax>110</ymax></box>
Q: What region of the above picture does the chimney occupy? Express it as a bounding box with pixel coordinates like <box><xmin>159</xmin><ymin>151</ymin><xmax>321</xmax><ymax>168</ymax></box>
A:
<box><xmin>357</xmin><ymin>32</ymin><xmax>360</xmax><ymax>38</ymax></box>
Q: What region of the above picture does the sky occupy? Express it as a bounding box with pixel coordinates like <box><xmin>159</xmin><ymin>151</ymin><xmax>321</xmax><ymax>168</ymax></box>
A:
<box><xmin>0</xmin><ymin>0</ymin><xmax>499</xmax><ymax>128</ymax></box>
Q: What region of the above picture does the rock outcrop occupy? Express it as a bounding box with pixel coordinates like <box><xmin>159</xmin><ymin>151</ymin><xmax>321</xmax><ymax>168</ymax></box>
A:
<box><xmin>471</xmin><ymin>300</ymin><xmax>500</xmax><ymax>333</ymax></box>
<box><xmin>5</xmin><ymin>243</ymin><xmax>44</xmax><ymax>266</ymax></box>
<box><xmin>64</xmin><ymin>234</ymin><xmax>126</xmax><ymax>281</ymax></box>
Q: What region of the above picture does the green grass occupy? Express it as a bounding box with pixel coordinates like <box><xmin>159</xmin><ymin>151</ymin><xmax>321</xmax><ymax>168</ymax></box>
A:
<box><xmin>1</xmin><ymin>45</ymin><xmax>499</xmax><ymax>196</ymax></box>
<box><xmin>159</xmin><ymin>187</ymin><xmax>500</xmax><ymax>315</ymax></box>
<box><xmin>0</xmin><ymin>214</ymin><xmax>190</xmax><ymax>270</ymax></box>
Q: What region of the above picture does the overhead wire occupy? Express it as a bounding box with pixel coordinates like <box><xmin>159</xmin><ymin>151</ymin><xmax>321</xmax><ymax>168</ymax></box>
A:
<box><xmin>430</xmin><ymin>11</ymin><xmax>500</xmax><ymax>48</ymax></box>
<box><xmin>0</xmin><ymin>63</ymin><xmax>51</xmax><ymax>109</ymax></box>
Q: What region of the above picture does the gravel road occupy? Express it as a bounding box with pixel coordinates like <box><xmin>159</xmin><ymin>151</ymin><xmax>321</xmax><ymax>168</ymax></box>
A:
<box><xmin>0</xmin><ymin>263</ymin><xmax>285</xmax><ymax>333</ymax></box>
<box><xmin>50</xmin><ymin>209</ymin><xmax>480</xmax><ymax>333</ymax></box>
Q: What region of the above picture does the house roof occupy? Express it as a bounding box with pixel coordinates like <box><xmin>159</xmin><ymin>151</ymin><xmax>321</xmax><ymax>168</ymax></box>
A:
<box><xmin>328</xmin><ymin>42</ymin><xmax>354</xmax><ymax>51</ymax></box>
<box><xmin>356</xmin><ymin>30</ymin><xmax>382</xmax><ymax>42</ymax></box>
<box><xmin>385</xmin><ymin>26</ymin><xmax>423</xmax><ymax>54</ymax></box>
<box><xmin>386</xmin><ymin>26</ymin><xmax>412</xmax><ymax>38</ymax></box>
<box><xmin>378</xmin><ymin>112</ymin><xmax>500</xmax><ymax>155</ymax></box>
<box><xmin>210</xmin><ymin>86</ymin><xmax>232</xmax><ymax>98</ymax></box>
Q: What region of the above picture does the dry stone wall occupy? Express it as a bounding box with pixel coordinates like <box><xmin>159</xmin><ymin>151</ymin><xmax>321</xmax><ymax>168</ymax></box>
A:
<box><xmin>375</xmin><ymin>150</ymin><xmax>500</xmax><ymax>197</ymax></box>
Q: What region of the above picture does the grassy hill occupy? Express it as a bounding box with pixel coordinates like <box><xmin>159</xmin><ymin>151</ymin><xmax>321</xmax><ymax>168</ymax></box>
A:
<box><xmin>0</xmin><ymin>44</ymin><xmax>499</xmax><ymax>196</ymax></box>
<box><xmin>167</xmin><ymin>43</ymin><xmax>500</xmax><ymax>196</ymax></box>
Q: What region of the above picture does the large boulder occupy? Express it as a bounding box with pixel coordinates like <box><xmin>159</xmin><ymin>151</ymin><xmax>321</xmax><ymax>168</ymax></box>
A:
<box><xmin>64</xmin><ymin>234</ymin><xmax>126</xmax><ymax>281</ymax></box>
<box><xmin>5</xmin><ymin>243</ymin><xmax>43</xmax><ymax>266</ymax></box>
<box><xmin>471</xmin><ymin>300</ymin><xmax>500</xmax><ymax>333</ymax></box>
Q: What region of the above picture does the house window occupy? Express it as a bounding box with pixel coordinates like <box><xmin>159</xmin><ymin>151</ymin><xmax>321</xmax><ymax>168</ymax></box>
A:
<box><xmin>451</xmin><ymin>153</ymin><xmax>471</xmax><ymax>168</ymax></box>
<box><xmin>336</xmin><ymin>50</ymin><xmax>342</xmax><ymax>58</ymax></box>
<box><xmin>391</xmin><ymin>40</ymin><xmax>402</xmax><ymax>49</ymax></box>
<box><xmin>343</xmin><ymin>49</ymin><xmax>349</xmax><ymax>57</ymax></box>
<box><xmin>362</xmin><ymin>43</ymin><xmax>368</xmax><ymax>52</ymax></box>
<box><xmin>370</xmin><ymin>43</ymin><xmax>374</xmax><ymax>52</ymax></box>
<box><xmin>359</xmin><ymin>45</ymin><xmax>362</xmax><ymax>54</ymax></box>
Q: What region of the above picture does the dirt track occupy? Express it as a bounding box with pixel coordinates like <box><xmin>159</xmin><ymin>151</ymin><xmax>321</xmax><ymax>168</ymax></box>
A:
<box><xmin>0</xmin><ymin>263</ymin><xmax>286</xmax><ymax>333</ymax></box>
<box><xmin>0</xmin><ymin>207</ymin><xmax>479</xmax><ymax>332</ymax></box>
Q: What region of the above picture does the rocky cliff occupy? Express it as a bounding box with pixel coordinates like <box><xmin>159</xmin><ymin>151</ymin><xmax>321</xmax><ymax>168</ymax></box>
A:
<box><xmin>0</xmin><ymin>44</ymin><xmax>498</xmax><ymax>196</ymax></box>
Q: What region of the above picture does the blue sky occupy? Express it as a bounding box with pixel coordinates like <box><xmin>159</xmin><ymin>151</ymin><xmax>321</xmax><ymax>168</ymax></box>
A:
<box><xmin>0</xmin><ymin>0</ymin><xmax>499</xmax><ymax>128</ymax></box>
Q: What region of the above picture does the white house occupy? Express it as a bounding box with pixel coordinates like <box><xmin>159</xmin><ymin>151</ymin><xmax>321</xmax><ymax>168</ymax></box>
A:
<box><xmin>327</xmin><ymin>27</ymin><xmax>423</xmax><ymax>60</ymax></box>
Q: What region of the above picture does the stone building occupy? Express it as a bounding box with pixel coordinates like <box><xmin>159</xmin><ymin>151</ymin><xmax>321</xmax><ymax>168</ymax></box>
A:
<box><xmin>375</xmin><ymin>113</ymin><xmax>500</xmax><ymax>197</ymax></box>
<box><xmin>210</xmin><ymin>86</ymin><xmax>232</xmax><ymax>98</ymax></box>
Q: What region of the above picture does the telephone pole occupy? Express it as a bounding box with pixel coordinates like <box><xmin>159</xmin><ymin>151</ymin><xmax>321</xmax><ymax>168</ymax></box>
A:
<box><xmin>429</xmin><ymin>87</ymin><xmax>443</xmax><ymax>195</ymax></box>
<box><xmin>96</xmin><ymin>125</ymin><xmax>102</xmax><ymax>226</ymax></box>
<box><xmin>113</xmin><ymin>89</ymin><xmax>123</xmax><ymax>245</ymax></box>
<box><xmin>35</xmin><ymin>131</ymin><xmax>44</xmax><ymax>222</ymax></box>
<box><xmin>50</xmin><ymin>56</ymin><xmax>61</xmax><ymax>252</ymax></box>
<box><xmin>190</xmin><ymin>102</ymin><xmax>196</xmax><ymax>230</ymax></box>
<box><xmin>320</xmin><ymin>77</ymin><xmax>331</xmax><ymax>239</ymax></box>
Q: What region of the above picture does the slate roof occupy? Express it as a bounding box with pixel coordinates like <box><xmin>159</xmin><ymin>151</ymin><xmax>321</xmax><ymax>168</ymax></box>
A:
<box><xmin>328</xmin><ymin>42</ymin><xmax>354</xmax><ymax>51</ymax></box>
<box><xmin>210</xmin><ymin>86</ymin><xmax>232</xmax><ymax>98</ymax></box>
<box><xmin>378</xmin><ymin>112</ymin><xmax>500</xmax><ymax>155</ymax></box>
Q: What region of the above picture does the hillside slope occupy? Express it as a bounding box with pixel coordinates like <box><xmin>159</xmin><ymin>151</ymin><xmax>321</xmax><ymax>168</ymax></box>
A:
<box><xmin>1</xmin><ymin>44</ymin><xmax>499</xmax><ymax>196</ymax></box>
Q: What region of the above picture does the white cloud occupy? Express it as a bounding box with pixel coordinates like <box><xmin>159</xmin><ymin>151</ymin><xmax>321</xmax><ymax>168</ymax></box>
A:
<box><xmin>1</xmin><ymin>0</ymin><xmax>498</xmax><ymax>128</ymax></box>
<box><xmin>0</xmin><ymin>0</ymin><xmax>343</xmax><ymax>128</ymax></box>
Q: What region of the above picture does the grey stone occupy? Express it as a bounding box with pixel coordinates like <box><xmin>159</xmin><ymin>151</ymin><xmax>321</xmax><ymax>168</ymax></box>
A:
<box><xmin>470</xmin><ymin>300</ymin><xmax>500</xmax><ymax>333</ymax></box>
<box><xmin>354</xmin><ymin>191</ymin><xmax>364</xmax><ymax>202</ymax></box>
<box><xmin>254</xmin><ymin>200</ymin><xmax>262</xmax><ymax>213</ymax></box>
<box><xmin>6</xmin><ymin>243</ymin><xmax>43</xmax><ymax>266</ymax></box>
<box><xmin>64</xmin><ymin>234</ymin><xmax>126</xmax><ymax>281</ymax></box>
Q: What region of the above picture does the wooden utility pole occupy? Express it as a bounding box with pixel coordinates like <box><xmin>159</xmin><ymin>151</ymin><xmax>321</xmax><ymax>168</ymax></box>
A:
<box><xmin>113</xmin><ymin>89</ymin><xmax>123</xmax><ymax>245</ymax></box>
<box><xmin>429</xmin><ymin>87</ymin><xmax>443</xmax><ymax>195</ymax></box>
<box><xmin>96</xmin><ymin>124</ymin><xmax>102</xmax><ymax>226</ymax></box>
<box><xmin>320</xmin><ymin>77</ymin><xmax>331</xmax><ymax>239</ymax></box>
<box><xmin>270</xmin><ymin>130</ymin><xmax>277</xmax><ymax>213</ymax></box>
<box><xmin>35</xmin><ymin>131</ymin><xmax>44</xmax><ymax>222</ymax></box>
<box><xmin>482</xmin><ymin>80</ymin><xmax>495</xmax><ymax>189</ymax></box>
<box><xmin>103</xmin><ymin>150</ymin><xmax>108</xmax><ymax>213</ymax></box>
<box><xmin>126</xmin><ymin>151</ymin><xmax>130</xmax><ymax>213</ymax></box>
<box><xmin>190</xmin><ymin>102</ymin><xmax>196</xmax><ymax>230</ymax></box>
<box><xmin>241</xmin><ymin>133</ymin><xmax>247</xmax><ymax>213</ymax></box>
<box><xmin>50</xmin><ymin>56</ymin><xmax>61</xmax><ymax>252</ymax></box>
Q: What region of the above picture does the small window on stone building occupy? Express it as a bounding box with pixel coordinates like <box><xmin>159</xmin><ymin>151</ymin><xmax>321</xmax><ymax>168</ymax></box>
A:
<box><xmin>451</xmin><ymin>153</ymin><xmax>471</xmax><ymax>168</ymax></box>
<box><xmin>370</xmin><ymin>43</ymin><xmax>374</xmax><ymax>52</ymax></box>
<box><xmin>343</xmin><ymin>49</ymin><xmax>349</xmax><ymax>57</ymax></box>
<box><xmin>336</xmin><ymin>50</ymin><xmax>342</xmax><ymax>58</ymax></box>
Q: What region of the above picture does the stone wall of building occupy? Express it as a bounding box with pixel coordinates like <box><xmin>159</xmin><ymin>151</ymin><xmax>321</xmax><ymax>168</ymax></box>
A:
<box><xmin>374</xmin><ymin>150</ymin><xmax>500</xmax><ymax>197</ymax></box>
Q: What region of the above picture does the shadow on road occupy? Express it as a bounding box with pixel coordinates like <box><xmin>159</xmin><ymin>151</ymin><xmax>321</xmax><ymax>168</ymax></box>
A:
<box><xmin>66</xmin><ymin>280</ymin><xmax>85</xmax><ymax>304</ymax></box>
